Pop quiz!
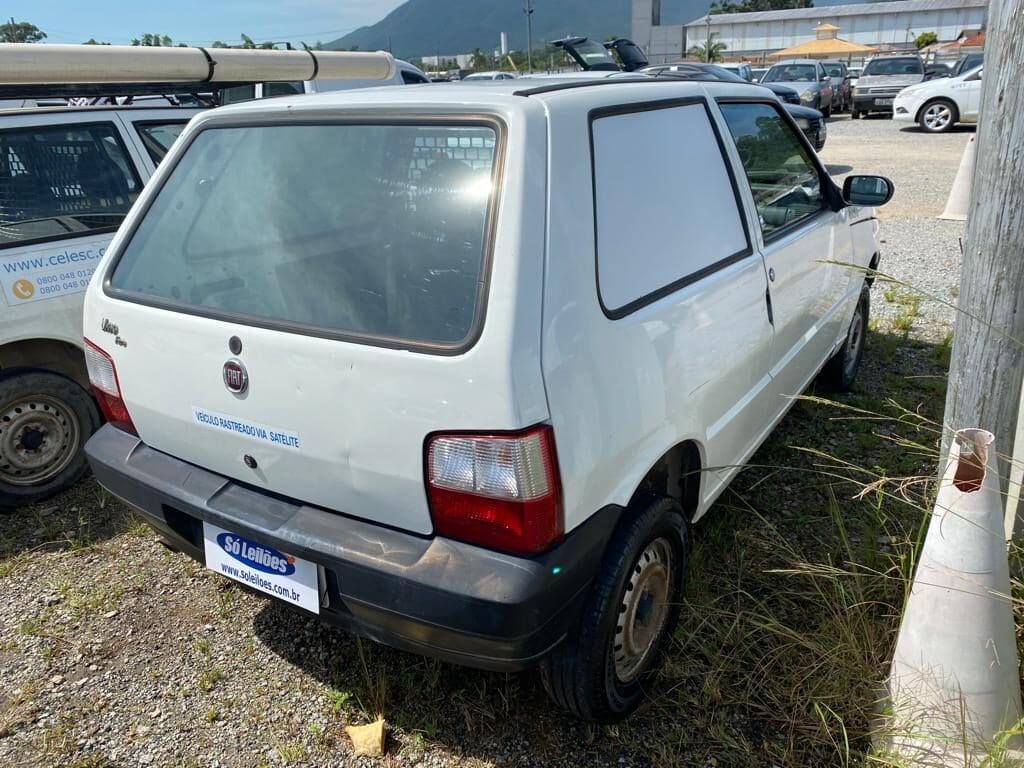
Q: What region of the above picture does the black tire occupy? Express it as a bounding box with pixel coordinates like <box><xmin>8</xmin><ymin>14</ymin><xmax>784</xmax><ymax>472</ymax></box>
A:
<box><xmin>0</xmin><ymin>369</ymin><xmax>101</xmax><ymax>510</ymax></box>
<box><xmin>540</xmin><ymin>496</ymin><xmax>690</xmax><ymax>722</ymax></box>
<box><xmin>821</xmin><ymin>285</ymin><xmax>870</xmax><ymax>392</ymax></box>
<box><xmin>851</xmin><ymin>110</ymin><xmax>861</xmax><ymax>120</ymax></box>
<box><xmin>918</xmin><ymin>98</ymin><xmax>958</xmax><ymax>133</ymax></box>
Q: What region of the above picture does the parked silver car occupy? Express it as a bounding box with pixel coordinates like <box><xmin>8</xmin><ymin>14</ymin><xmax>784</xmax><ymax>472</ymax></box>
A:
<box><xmin>762</xmin><ymin>59</ymin><xmax>834</xmax><ymax>116</ymax></box>
<box><xmin>851</xmin><ymin>55</ymin><xmax>925</xmax><ymax>119</ymax></box>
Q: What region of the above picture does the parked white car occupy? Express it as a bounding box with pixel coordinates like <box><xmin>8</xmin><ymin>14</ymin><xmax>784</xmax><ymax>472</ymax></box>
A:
<box><xmin>461</xmin><ymin>71</ymin><xmax>518</xmax><ymax>81</ymax></box>
<box><xmin>893</xmin><ymin>65</ymin><xmax>983</xmax><ymax>133</ymax></box>
<box><xmin>82</xmin><ymin>78</ymin><xmax>892</xmax><ymax>721</ymax></box>
<box><xmin>0</xmin><ymin>105</ymin><xmax>201</xmax><ymax>507</ymax></box>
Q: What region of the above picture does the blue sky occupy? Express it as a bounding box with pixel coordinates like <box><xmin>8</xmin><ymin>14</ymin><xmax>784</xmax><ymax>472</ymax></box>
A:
<box><xmin>5</xmin><ymin>0</ymin><xmax>406</xmax><ymax>47</ymax></box>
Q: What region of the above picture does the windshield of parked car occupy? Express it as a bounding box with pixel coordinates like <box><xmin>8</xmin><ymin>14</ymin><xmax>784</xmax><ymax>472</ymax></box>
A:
<box><xmin>822</xmin><ymin>64</ymin><xmax>845</xmax><ymax>77</ymax></box>
<box><xmin>863</xmin><ymin>57</ymin><xmax>923</xmax><ymax>76</ymax></box>
<box><xmin>110</xmin><ymin>122</ymin><xmax>500</xmax><ymax>347</ymax></box>
<box><xmin>763</xmin><ymin>64</ymin><xmax>817</xmax><ymax>82</ymax></box>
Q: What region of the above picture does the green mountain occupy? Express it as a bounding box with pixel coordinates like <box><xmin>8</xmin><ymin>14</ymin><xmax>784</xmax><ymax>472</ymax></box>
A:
<box><xmin>327</xmin><ymin>0</ymin><xmax>633</xmax><ymax>58</ymax></box>
<box><xmin>326</xmin><ymin>0</ymin><xmax>868</xmax><ymax>60</ymax></box>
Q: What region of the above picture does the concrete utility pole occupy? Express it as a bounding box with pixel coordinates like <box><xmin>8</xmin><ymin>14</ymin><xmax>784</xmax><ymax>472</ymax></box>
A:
<box><xmin>524</xmin><ymin>0</ymin><xmax>534</xmax><ymax>73</ymax></box>
<box><xmin>941</xmin><ymin>0</ymin><xmax>1024</xmax><ymax>532</ymax></box>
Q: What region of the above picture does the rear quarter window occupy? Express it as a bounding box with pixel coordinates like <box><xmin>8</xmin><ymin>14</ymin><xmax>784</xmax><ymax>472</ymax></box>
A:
<box><xmin>108</xmin><ymin>121</ymin><xmax>500</xmax><ymax>350</ymax></box>
<box><xmin>0</xmin><ymin>122</ymin><xmax>141</xmax><ymax>248</ymax></box>
<box><xmin>591</xmin><ymin>101</ymin><xmax>749</xmax><ymax>317</ymax></box>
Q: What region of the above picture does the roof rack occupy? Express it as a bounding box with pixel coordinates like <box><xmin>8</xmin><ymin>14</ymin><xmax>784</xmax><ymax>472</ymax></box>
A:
<box><xmin>0</xmin><ymin>43</ymin><xmax>395</xmax><ymax>100</ymax></box>
<box><xmin>513</xmin><ymin>72</ymin><xmax>719</xmax><ymax>97</ymax></box>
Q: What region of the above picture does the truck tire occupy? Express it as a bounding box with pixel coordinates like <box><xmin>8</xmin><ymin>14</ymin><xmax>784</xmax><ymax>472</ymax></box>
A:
<box><xmin>821</xmin><ymin>284</ymin><xmax>870</xmax><ymax>392</ymax></box>
<box><xmin>540</xmin><ymin>496</ymin><xmax>690</xmax><ymax>722</ymax></box>
<box><xmin>0</xmin><ymin>369</ymin><xmax>101</xmax><ymax>510</ymax></box>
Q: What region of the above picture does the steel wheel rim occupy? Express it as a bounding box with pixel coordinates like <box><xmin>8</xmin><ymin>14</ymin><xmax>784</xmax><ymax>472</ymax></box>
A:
<box><xmin>924</xmin><ymin>104</ymin><xmax>952</xmax><ymax>131</ymax></box>
<box><xmin>843</xmin><ymin>304</ymin><xmax>865</xmax><ymax>379</ymax></box>
<box><xmin>613</xmin><ymin>537</ymin><xmax>674</xmax><ymax>684</ymax></box>
<box><xmin>0</xmin><ymin>394</ymin><xmax>80</xmax><ymax>486</ymax></box>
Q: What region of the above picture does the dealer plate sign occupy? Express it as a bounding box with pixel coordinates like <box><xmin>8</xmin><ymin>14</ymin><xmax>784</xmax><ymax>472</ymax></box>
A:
<box><xmin>203</xmin><ymin>522</ymin><xmax>319</xmax><ymax>614</ymax></box>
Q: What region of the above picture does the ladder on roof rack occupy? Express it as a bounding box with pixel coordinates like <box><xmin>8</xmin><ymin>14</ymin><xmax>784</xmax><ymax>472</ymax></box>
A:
<box><xmin>0</xmin><ymin>43</ymin><xmax>396</xmax><ymax>100</ymax></box>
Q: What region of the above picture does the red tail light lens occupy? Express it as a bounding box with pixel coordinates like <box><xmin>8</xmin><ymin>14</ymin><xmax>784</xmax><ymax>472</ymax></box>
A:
<box><xmin>84</xmin><ymin>339</ymin><xmax>137</xmax><ymax>435</ymax></box>
<box><xmin>426</xmin><ymin>425</ymin><xmax>563</xmax><ymax>555</ymax></box>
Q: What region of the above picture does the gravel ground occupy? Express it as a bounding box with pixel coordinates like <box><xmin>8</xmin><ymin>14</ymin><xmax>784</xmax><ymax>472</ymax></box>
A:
<box><xmin>0</xmin><ymin>114</ymin><xmax>969</xmax><ymax>768</ymax></box>
<box><xmin>818</xmin><ymin>114</ymin><xmax>971</xmax><ymax>340</ymax></box>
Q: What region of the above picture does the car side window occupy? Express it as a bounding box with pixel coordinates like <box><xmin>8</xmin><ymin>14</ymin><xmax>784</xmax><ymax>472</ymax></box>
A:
<box><xmin>0</xmin><ymin>122</ymin><xmax>141</xmax><ymax>248</ymax></box>
<box><xmin>134</xmin><ymin>122</ymin><xmax>187</xmax><ymax>165</ymax></box>
<box><xmin>718</xmin><ymin>102</ymin><xmax>825</xmax><ymax>239</ymax></box>
<box><xmin>401</xmin><ymin>71</ymin><xmax>429</xmax><ymax>84</ymax></box>
<box><xmin>262</xmin><ymin>81</ymin><xmax>305</xmax><ymax>98</ymax></box>
<box><xmin>591</xmin><ymin>101</ymin><xmax>750</xmax><ymax>317</ymax></box>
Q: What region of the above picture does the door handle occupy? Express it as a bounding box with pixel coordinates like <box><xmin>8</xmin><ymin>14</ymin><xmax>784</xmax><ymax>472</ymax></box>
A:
<box><xmin>768</xmin><ymin>267</ymin><xmax>776</xmax><ymax>282</ymax></box>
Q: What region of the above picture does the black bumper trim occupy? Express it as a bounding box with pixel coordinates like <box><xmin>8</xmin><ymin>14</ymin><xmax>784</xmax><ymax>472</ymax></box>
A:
<box><xmin>85</xmin><ymin>425</ymin><xmax>621</xmax><ymax>672</ymax></box>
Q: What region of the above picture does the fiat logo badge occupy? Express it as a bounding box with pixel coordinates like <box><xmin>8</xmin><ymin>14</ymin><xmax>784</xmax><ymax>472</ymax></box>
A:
<box><xmin>223</xmin><ymin>359</ymin><xmax>248</xmax><ymax>394</ymax></box>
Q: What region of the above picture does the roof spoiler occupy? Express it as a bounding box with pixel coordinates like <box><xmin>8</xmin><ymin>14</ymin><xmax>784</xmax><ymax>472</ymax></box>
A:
<box><xmin>0</xmin><ymin>44</ymin><xmax>397</xmax><ymax>99</ymax></box>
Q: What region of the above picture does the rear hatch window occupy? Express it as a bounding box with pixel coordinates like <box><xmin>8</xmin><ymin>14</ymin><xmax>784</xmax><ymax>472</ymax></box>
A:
<box><xmin>109</xmin><ymin>121</ymin><xmax>500</xmax><ymax>349</ymax></box>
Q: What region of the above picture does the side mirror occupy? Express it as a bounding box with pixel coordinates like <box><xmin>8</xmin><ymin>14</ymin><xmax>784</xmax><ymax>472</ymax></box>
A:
<box><xmin>821</xmin><ymin>73</ymin><xmax>830</xmax><ymax>81</ymax></box>
<box><xmin>843</xmin><ymin>175</ymin><xmax>894</xmax><ymax>207</ymax></box>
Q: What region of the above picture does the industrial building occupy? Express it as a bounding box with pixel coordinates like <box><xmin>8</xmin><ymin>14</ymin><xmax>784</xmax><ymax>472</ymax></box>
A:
<box><xmin>632</xmin><ymin>0</ymin><xmax>988</xmax><ymax>63</ymax></box>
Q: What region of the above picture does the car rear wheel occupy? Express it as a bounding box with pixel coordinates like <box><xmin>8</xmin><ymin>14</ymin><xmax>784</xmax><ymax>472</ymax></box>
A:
<box><xmin>821</xmin><ymin>284</ymin><xmax>870</xmax><ymax>392</ymax></box>
<box><xmin>540</xmin><ymin>496</ymin><xmax>689</xmax><ymax>722</ymax></box>
<box><xmin>0</xmin><ymin>370</ymin><xmax>101</xmax><ymax>510</ymax></box>
<box><xmin>919</xmin><ymin>99</ymin><xmax>958</xmax><ymax>133</ymax></box>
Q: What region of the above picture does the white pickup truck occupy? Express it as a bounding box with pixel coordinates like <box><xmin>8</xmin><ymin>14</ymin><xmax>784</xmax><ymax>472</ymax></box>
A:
<box><xmin>0</xmin><ymin>105</ymin><xmax>200</xmax><ymax>506</ymax></box>
<box><xmin>82</xmin><ymin>76</ymin><xmax>891</xmax><ymax>721</ymax></box>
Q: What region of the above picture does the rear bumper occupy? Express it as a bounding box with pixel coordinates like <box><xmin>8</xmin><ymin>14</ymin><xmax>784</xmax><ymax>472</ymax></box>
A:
<box><xmin>85</xmin><ymin>425</ymin><xmax>619</xmax><ymax>672</ymax></box>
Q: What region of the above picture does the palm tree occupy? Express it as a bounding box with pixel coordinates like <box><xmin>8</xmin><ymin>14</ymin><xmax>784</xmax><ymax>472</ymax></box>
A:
<box><xmin>688</xmin><ymin>32</ymin><xmax>727</xmax><ymax>63</ymax></box>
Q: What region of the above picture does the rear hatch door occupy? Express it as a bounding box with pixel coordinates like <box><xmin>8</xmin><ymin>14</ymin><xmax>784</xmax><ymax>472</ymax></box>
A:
<box><xmin>92</xmin><ymin>115</ymin><xmax>526</xmax><ymax>535</ymax></box>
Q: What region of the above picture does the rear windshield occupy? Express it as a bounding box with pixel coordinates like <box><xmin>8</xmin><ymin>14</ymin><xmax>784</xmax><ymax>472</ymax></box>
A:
<box><xmin>110</xmin><ymin>122</ymin><xmax>499</xmax><ymax>347</ymax></box>
<box><xmin>822</xmin><ymin>63</ymin><xmax>845</xmax><ymax>77</ymax></box>
<box><xmin>863</xmin><ymin>57</ymin><xmax>923</xmax><ymax>76</ymax></box>
<box><xmin>764</xmin><ymin>65</ymin><xmax>817</xmax><ymax>82</ymax></box>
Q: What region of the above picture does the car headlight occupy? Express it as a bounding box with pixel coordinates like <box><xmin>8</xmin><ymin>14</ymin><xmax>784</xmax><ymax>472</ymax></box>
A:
<box><xmin>794</xmin><ymin>117</ymin><xmax>810</xmax><ymax>130</ymax></box>
<box><xmin>852</xmin><ymin>86</ymin><xmax>862</xmax><ymax>95</ymax></box>
<box><xmin>800</xmin><ymin>89</ymin><xmax>814</xmax><ymax>102</ymax></box>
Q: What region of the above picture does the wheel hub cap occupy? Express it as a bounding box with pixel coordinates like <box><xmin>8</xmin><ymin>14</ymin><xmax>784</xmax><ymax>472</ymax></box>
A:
<box><xmin>0</xmin><ymin>395</ymin><xmax>80</xmax><ymax>486</ymax></box>
<box><xmin>925</xmin><ymin>105</ymin><xmax>951</xmax><ymax>130</ymax></box>
<box><xmin>614</xmin><ymin>537</ymin><xmax>674</xmax><ymax>684</ymax></box>
<box><xmin>843</xmin><ymin>305</ymin><xmax>864</xmax><ymax>379</ymax></box>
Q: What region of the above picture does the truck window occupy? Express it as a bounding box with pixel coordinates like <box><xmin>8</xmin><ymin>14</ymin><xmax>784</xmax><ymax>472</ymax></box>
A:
<box><xmin>134</xmin><ymin>122</ymin><xmax>187</xmax><ymax>164</ymax></box>
<box><xmin>718</xmin><ymin>102</ymin><xmax>825</xmax><ymax>239</ymax></box>
<box><xmin>109</xmin><ymin>122</ymin><xmax>500</xmax><ymax>349</ymax></box>
<box><xmin>591</xmin><ymin>102</ymin><xmax>749</xmax><ymax>317</ymax></box>
<box><xmin>0</xmin><ymin>122</ymin><xmax>141</xmax><ymax>248</ymax></box>
<box><xmin>263</xmin><ymin>82</ymin><xmax>305</xmax><ymax>98</ymax></box>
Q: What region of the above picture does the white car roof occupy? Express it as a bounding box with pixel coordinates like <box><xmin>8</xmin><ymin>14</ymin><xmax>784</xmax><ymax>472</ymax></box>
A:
<box><xmin>188</xmin><ymin>78</ymin><xmax>772</xmax><ymax>128</ymax></box>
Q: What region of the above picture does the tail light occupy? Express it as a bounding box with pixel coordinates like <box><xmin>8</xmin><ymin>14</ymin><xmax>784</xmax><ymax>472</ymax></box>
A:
<box><xmin>84</xmin><ymin>339</ymin><xmax>137</xmax><ymax>435</ymax></box>
<box><xmin>426</xmin><ymin>425</ymin><xmax>563</xmax><ymax>555</ymax></box>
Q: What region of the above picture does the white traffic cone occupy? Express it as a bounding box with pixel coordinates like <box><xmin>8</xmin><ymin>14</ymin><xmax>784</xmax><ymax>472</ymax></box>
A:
<box><xmin>888</xmin><ymin>428</ymin><xmax>1022</xmax><ymax>766</ymax></box>
<box><xmin>938</xmin><ymin>134</ymin><xmax>977</xmax><ymax>221</ymax></box>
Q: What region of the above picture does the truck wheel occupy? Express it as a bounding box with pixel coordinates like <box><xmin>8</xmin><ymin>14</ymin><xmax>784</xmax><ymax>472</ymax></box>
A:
<box><xmin>821</xmin><ymin>285</ymin><xmax>870</xmax><ymax>392</ymax></box>
<box><xmin>540</xmin><ymin>496</ymin><xmax>690</xmax><ymax>722</ymax></box>
<box><xmin>0</xmin><ymin>370</ymin><xmax>101</xmax><ymax>510</ymax></box>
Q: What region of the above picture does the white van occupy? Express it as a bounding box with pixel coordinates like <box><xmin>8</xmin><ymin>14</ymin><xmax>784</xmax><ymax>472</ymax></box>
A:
<box><xmin>0</xmin><ymin>105</ymin><xmax>200</xmax><ymax>507</ymax></box>
<box><xmin>83</xmin><ymin>78</ymin><xmax>891</xmax><ymax>721</ymax></box>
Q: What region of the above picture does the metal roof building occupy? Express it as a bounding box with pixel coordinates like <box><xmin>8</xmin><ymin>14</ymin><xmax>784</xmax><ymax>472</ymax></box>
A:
<box><xmin>632</xmin><ymin>0</ymin><xmax>988</xmax><ymax>63</ymax></box>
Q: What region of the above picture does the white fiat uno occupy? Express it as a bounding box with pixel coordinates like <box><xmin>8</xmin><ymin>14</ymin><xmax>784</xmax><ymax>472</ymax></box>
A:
<box><xmin>82</xmin><ymin>76</ymin><xmax>891</xmax><ymax>722</ymax></box>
